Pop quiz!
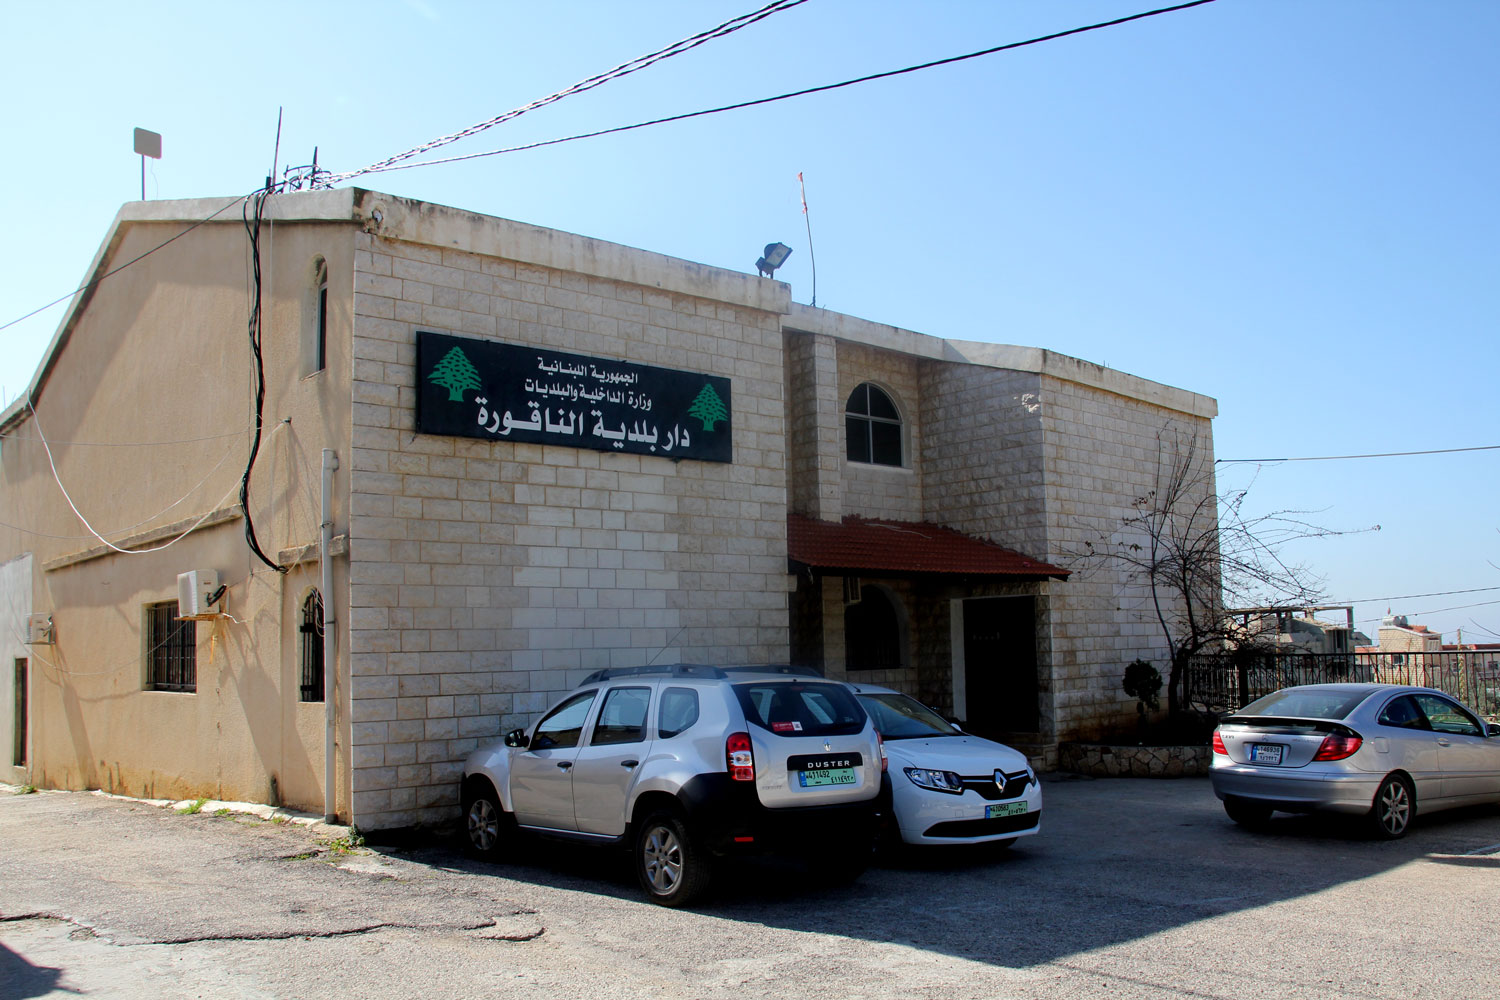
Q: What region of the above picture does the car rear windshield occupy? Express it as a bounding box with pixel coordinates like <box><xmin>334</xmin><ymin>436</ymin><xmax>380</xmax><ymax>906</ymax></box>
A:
<box><xmin>734</xmin><ymin>681</ymin><xmax>866</xmax><ymax>737</ymax></box>
<box><xmin>1236</xmin><ymin>687</ymin><xmax>1371</xmax><ymax>721</ymax></box>
<box><xmin>858</xmin><ymin>693</ymin><xmax>960</xmax><ymax>739</ymax></box>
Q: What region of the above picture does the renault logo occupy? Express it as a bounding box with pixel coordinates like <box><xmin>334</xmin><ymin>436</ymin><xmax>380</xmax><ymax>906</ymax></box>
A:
<box><xmin>994</xmin><ymin>769</ymin><xmax>1008</xmax><ymax>794</ymax></box>
<box><xmin>824</xmin><ymin>741</ymin><xmax>832</xmax><ymax>752</ymax></box>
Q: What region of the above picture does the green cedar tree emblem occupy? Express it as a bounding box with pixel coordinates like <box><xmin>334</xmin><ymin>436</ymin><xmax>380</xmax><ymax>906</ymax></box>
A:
<box><xmin>687</xmin><ymin>383</ymin><xmax>728</xmax><ymax>432</ymax></box>
<box><xmin>428</xmin><ymin>346</ymin><xmax>482</xmax><ymax>402</ymax></box>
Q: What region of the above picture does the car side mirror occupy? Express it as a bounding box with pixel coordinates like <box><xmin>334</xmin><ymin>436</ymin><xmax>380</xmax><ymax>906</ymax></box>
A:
<box><xmin>503</xmin><ymin>728</ymin><xmax>530</xmax><ymax>749</ymax></box>
<box><xmin>1487</xmin><ymin>723</ymin><xmax>1500</xmax><ymax>738</ymax></box>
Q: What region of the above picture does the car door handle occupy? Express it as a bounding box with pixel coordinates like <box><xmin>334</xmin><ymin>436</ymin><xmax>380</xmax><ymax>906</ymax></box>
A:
<box><xmin>1436</xmin><ymin>738</ymin><xmax>1451</xmax><ymax>747</ymax></box>
<box><xmin>620</xmin><ymin>760</ymin><xmax>639</xmax><ymax>769</ymax></box>
<box><xmin>556</xmin><ymin>761</ymin><xmax>573</xmax><ymax>770</ymax></box>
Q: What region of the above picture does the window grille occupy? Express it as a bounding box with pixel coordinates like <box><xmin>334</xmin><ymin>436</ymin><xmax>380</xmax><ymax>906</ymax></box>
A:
<box><xmin>147</xmin><ymin>601</ymin><xmax>196</xmax><ymax>692</ymax></box>
<box><xmin>300</xmin><ymin>590</ymin><xmax>324</xmax><ymax>702</ymax></box>
<box><xmin>845</xmin><ymin>383</ymin><xmax>903</xmax><ymax>466</ymax></box>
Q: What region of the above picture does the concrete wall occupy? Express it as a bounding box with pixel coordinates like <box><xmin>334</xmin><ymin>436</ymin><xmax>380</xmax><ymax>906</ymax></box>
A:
<box><xmin>345</xmin><ymin>201</ymin><xmax>794</xmax><ymax>828</ymax></box>
<box><xmin>0</xmin><ymin>209</ymin><xmax>353</xmax><ymax>813</ymax></box>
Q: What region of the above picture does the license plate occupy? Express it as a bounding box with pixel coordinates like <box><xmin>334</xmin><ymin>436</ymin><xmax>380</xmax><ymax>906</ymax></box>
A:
<box><xmin>986</xmin><ymin>802</ymin><xmax>1028</xmax><ymax>819</ymax></box>
<box><xmin>1249</xmin><ymin>743</ymin><xmax>1284</xmax><ymax>765</ymax></box>
<box><xmin>798</xmin><ymin>767</ymin><xmax>856</xmax><ymax>787</ymax></box>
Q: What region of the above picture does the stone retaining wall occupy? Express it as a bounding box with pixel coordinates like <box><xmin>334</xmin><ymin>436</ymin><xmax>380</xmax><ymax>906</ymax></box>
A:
<box><xmin>1058</xmin><ymin>742</ymin><xmax>1211</xmax><ymax>777</ymax></box>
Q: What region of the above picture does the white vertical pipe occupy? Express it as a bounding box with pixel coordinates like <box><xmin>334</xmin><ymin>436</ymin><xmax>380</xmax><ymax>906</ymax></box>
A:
<box><xmin>321</xmin><ymin>448</ymin><xmax>339</xmax><ymax>824</ymax></box>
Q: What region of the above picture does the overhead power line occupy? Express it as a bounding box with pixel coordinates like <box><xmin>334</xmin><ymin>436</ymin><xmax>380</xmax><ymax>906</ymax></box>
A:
<box><xmin>1218</xmin><ymin>444</ymin><xmax>1500</xmax><ymax>464</ymax></box>
<box><xmin>328</xmin><ymin>0</ymin><xmax>811</xmax><ymax>185</ymax></box>
<box><xmin>1355</xmin><ymin>599</ymin><xmax>1500</xmax><ymax>627</ymax></box>
<box><xmin>1337</xmin><ymin>586</ymin><xmax>1500</xmax><ymax>605</ymax></box>
<box><xmin>350</xmin><ymin>0</ymin><xmax>1219</xmax><ymax>178</ymax></box>
<box><xmin>0</xmin><ymin>195</ymin><xmax>247</xmax><ymax>336</ymax></box>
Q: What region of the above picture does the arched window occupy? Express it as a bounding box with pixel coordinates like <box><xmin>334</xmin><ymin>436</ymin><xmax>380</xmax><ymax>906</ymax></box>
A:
<box><xmin>844</xmin><ymin>585</ymin><xmax>904</xmax><ymax>671</ymax></box>
<box><xmin>300</xmin><ymin>590</ymin><xmax>324</xmax><ymax>702</ymax></box>
<box><xmin>305</xmin><ymin>256</ymin><xmax>329</xmax><ymax>376</ymax></box>
<box><xmin>845</xmin><ymin>383</ymin><xmax>902</xmax><ymax>466</ymax></box>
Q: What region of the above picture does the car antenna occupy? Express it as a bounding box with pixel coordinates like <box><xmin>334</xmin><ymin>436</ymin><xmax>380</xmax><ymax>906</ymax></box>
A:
<box><xmin>645</xmin><ymin>625</ymin><xmax>688</xmax><ymax>666</ymax></box>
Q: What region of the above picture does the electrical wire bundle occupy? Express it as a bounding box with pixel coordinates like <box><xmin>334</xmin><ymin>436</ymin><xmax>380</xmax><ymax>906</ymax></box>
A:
<box><xmin>239</xmin><ymin>187</ymin><xmax>287</xmax><ymax>574</ymax></box>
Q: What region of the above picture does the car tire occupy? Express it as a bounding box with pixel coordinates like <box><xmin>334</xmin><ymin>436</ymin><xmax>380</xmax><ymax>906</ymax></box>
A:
<box><xmin>634</xmin><ymin>811</ymin><xmax>711</xmax><ymax>907</ymax></box>
<box><xmin>1223</xmin><ymin>795</ymin><xmax>1274</xmax><ymax>829</ymax></box>
<box><xmin>462</xmin><ymin>782</ymin><xmax>509</xmax><ymax>859</ymax></box>
<box><xmin>1367</xmin><ymin>774</ymin><xmax>1415</xmax><ymax>840</ymax></box>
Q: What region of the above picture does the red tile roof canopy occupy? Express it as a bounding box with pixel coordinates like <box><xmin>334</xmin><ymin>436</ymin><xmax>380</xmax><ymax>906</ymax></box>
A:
<box><xmin>787</xmin><ymin>514</ymin><xmax>1069</xmax><ymax>580</ymax></box>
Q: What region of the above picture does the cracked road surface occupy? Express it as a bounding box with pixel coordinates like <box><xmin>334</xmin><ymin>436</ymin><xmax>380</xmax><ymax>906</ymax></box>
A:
<box><xmin>4</xmin><ymin>779</ymin><xmax>1499</xmax><ymax>999</ymax></box>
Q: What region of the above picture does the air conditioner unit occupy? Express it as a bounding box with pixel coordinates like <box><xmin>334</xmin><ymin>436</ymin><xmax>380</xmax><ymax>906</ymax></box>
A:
<box><xmin>178</xmin><ymin>569</ymin><xmax>221</xmax><ymax>617</ymax></box>
<box><xmin>26</xmin><ymin>613</ymin><xmax>54</xmax><ymax>645</ymax></box>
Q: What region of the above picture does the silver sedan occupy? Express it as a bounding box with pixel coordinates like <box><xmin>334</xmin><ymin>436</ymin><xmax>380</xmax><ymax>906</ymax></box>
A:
<box><xmin>1210</xmin><ymin>683</ymin><xmax>1500</xmax><ymax>838</ymax></box>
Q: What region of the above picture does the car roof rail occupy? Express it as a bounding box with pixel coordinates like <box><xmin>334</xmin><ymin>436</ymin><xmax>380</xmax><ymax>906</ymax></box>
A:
<box><xmin>579</xmin><ymin>663</ymin><xmax>728</xmax><ymax>684</ymax></box>
<box><xmin>720</xmin><ymin>664</ymin><xmax>825</xmax><ymax>678</ymax></box>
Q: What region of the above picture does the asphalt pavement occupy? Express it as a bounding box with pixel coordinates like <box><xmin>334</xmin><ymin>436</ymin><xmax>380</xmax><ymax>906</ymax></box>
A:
<box><xmin>3</xmin><ymin>776</ymin><xmax>1498</xmax><ymax>999</ymax></box>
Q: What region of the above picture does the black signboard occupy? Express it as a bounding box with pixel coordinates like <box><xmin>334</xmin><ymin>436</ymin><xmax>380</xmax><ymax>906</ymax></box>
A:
<box><xmin>415</xmin><ymin>331</ymin><xmax>732</xmax><ymax>463</ymax></box>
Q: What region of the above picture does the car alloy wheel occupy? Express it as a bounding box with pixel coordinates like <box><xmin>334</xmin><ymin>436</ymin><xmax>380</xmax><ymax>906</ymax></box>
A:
<box><xmin>462</xmin><ymin>784</ymin><xmax>506</xmax><ymax>858</ymax></box>
<box><xmin>634</xmin><ymin>811</ymin><xmax>710</xmax><ymax>907</ymax></box>
<box><xmin>1368</xmin><ymin>774</ymin><xmax>1414</xmax><ymax>840</ymax></box>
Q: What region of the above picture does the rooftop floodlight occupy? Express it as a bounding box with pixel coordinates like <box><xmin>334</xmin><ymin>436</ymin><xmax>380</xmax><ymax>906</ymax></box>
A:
<box><xmin>755</xmin><ymin>242</ymin><xmax>793</xmax><ymax>278</ymax></box>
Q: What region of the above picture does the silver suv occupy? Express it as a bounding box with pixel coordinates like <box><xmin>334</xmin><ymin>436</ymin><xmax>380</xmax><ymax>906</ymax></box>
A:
<box><xmin>460</xmin><ymin>664</ymin><xmax>885</xmax><ymax>906</ymax></box>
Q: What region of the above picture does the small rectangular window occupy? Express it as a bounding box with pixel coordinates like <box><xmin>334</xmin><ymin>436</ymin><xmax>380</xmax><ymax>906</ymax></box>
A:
<box><xmin>12</xmin><ymin>658</ymin><xmax>25</xmax><ymax>766</ymax></box>
<box><xmin>147</xmin><ymin>601</ymin><xmax>196</xmax><ymax>692</ymax></box>
<box><xmin>316</xmin><ymin>284</ymin><xmax>329</xmax><ymax>372</ymax></box>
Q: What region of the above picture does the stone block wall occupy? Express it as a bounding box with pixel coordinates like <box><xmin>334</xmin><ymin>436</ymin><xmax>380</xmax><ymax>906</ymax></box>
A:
<box><xmin>346</xmin><ymin>233</ymin><xmax>791</xmax><ymax>829</ymax></box>
<box><xmin>784</xmin><ymin>332</ymin><xmax>841</xmax><ymax>520</ymax></box>
<box><xmin>1038</xmin><ymin>375</ymin><xmax>1215</xmax><ymax>741</ymax></box>
<box><xmin>919</xmin><ymin>364</ymin><xmax>1048</xmax><ymax>558</ymax></box>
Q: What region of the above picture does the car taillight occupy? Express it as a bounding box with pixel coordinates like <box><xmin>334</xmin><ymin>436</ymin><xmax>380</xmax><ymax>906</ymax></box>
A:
<box><xmin>877</xmin><ymin>731</ymin><xmax>888</xmax><ymax>772</ymax></box>
<box><xmin>1313</xmin><ymin>734</ymin><xmax>1362</xmax><ymax>761</ymax></box>
<box><xmin>1212</xmin><ymin>730</ymin><xmax>1227</xmax><ymax>755</ymax></box>
<box><xmin>726</xmin><ymin>731</ymin><xmax>755</xmax><ymax>781</ymax></box>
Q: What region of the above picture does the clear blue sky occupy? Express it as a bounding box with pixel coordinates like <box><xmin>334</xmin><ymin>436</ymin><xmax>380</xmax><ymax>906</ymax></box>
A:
<box><xmin>2</xmin><ymin>1</ymin><xmax>1496</xmax><ymax>643</ymax></box>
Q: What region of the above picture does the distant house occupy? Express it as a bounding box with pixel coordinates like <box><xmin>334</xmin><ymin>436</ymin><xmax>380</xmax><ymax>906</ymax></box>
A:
<box><xmin>1360</xmin><ymin>614</ymin><xmax>1445</xmax><ymax>659</ymax></box>
<box><xmin>1226</xmin><ymin>605</ymin><xmax>1368</xmax><ymax>655</ymax></box>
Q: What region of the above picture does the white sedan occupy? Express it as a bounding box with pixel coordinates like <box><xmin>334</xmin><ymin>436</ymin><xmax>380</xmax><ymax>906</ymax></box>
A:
<box><xmin>848</xmin><ymin>682</ymin><xmax>1042</xmax><ymax>847</ymax></box>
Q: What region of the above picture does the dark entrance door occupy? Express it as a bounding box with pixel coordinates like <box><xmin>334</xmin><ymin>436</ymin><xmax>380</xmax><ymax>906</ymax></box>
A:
<box><xmin>961</xmin><ymin>597</ymin><xmax>1039</xmax><ymax>738</ymax></box>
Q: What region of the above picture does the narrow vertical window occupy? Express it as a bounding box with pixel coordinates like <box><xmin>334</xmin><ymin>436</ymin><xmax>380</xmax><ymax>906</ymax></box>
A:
<box><xmin>314</xmin><ymin>257</ymin><xmax>329</xmax><ymax>373</ymax></box>
<box><xmin>12</xmin><ymin>658</ymin><xmax>25</xmax><ymax>766</ymax></box>
<box><xmin>300</xmin><ymin>590</ymin><xmax>324</xmax><ymax>702</ymax></box>
<box><xmin>146</xmin><ymin>602</ymin><xmax>196</xmax><ymax>692</ymax></box>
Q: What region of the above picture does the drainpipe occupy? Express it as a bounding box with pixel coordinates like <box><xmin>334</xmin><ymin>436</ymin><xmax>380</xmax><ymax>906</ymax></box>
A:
<box><xmin>321</xmin><ymin>448</ymin><xmax>339</xmax><ymax>824</ymax></box>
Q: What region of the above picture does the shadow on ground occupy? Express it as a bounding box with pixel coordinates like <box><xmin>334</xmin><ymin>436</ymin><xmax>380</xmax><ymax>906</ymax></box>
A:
<box><xmin>0</xmin><ymin>941</ymin><xmax>70</xmax><ymax>999</ymax></box>
<box><xmin>375</xmin><ymin>776</ymin><xmax>1500</xmax><ymax>971</ymax></box>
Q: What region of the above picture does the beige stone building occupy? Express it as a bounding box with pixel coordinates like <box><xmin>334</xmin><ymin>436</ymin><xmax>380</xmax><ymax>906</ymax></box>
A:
<box><xmin>0</xmin><ymin>189</ymin><xmax>1217</xmax><ymax>829</ymax></box>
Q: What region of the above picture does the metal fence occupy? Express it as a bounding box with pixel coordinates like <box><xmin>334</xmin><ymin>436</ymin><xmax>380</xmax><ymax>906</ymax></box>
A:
<box><xmin>1186</xmin><ymin>651</ymin><xmax>1500</xmax><ymax>719</ymax></box>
